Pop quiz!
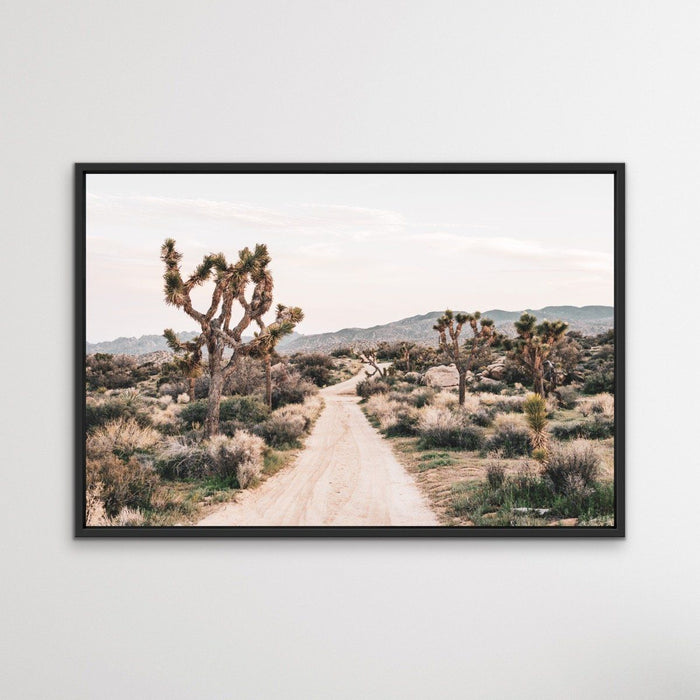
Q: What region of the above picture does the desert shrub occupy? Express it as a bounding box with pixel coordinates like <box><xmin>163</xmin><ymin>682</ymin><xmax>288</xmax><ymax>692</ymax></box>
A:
<box><xmin>544</xmin><ymin>440</ymin><xmax>600</xmax><ymax>495</ymax></box>
<box><xmin>556</xmin><ymin>386</ymin><xmax>579</xmax><ymax>410</ymax></box>
<box><xmin>417</xmin><ymin>407</ymin><xmax>484</xmax><ymax>449</ymax></box>
<box><xmin>87</xmin><ymin>454</ymin><xmax>159</xmax><ymax>518</ymax></box>
<box><xmin>155</xmin><ymin>437</ymin><xmax>209</xmax><ymax>479</ymax></box>
<box><xmin>406</xmin><ymin>387</ymin><xmax>434</xmax><ymax>408</ymax></box>
<box><xmin>551</xmin><ymin>416</ymin><xmax>614</xmax><ymax>441</ymax></box>
<box><xmin>477</xmin><ymin>393</ymin><xmax>525</xmax><ymax>413</ymax></box>
<box><xmin>432</xmin><ymin>391</ymin><xmax>460</xmax><ymax>410</ymax></box>
<box><xmin>85</xmin><ymin>392</ymin><xmax>153</xmax><ymax>430</ymax></box>
<box><xmin>383</xmin><ymin>405</ymin><xmax>420</xmax><ymax>436</ymax></box>
<box><xmin>270</xmin><ymin>366</ymin><xmax>317</xmax><ymax>408</ymax></box>
<box><xmin>486</xmin><ymin>462</ymin><xmax>506</xmax><ymax>489</ymax></box>
<box><xmin>260</xmin><ymin>406</ymin><xmax>307</xmax><ymax>447</ymax></box>
<box><xmin>205</xmin><ymin>431</ymin><xmax>265</xmax><ymax>488</ymax></box>
<box><xmin>472</xmin><ymin>378</ymin><xmax>506</xmax><ymax>394</ymax></box>
<box><xmin>578</xmin><ymin>393</ymin><xmax>614</xmax><ymax>419</ymax></box>
<box><xmin>223</xmin><ymin>356</ymin><xmax>264</xmax><ymax>395</ymax></box>
<box><xmin>180</xmin><ymin>396</ymin><xmax>270</xmax><ymax>429</ymax></box>
<box><xmin>356</xmin><ymin>377</ymin><xmax>390</xmax><ymax>399</ymax></box>
<box><xmin>290</xmin><ymin>353</ymin><xmax>336</xmax><ymax>387</ymax></box>
<box><xmin>582</xmin><ymin>370</ymin><xmax>614</xmax><ymax>395</ymax></box>
<box><xmin>86</xmin><ymin>353</ymin><xmax>157</xmax><ymax>390</ymax></box>
<box><xmin>86</xmin><ymin>418</ymin><xmax>161</xmax><ymax>460</ymax></box>
<box><xmin>486</xmin><ymin>414</ymin><xmax>531</xmax><ymax>457</ymax></box>
<box><xmin>471</xmin><ymin>408</ymin><xmax>494</xmax><ymax>427</ymax></box>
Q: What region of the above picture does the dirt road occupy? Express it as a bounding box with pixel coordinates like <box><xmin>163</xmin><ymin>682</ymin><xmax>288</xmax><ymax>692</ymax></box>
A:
<box><xmin>197</xmin><ymin>371</ymin><xmax>438</xmax><ymax>527</ymax></box>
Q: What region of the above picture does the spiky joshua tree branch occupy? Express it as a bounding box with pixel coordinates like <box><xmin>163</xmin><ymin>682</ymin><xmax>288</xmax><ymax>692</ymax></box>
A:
<box><xmin>161</xmin><ymin>239</ymin><xmax>302</xmax><ymax>436</ymax></box>
<box><xmin>433</xmin><ymin>310</ymin><xmax>496</xmax><ymax>406</ymax></box>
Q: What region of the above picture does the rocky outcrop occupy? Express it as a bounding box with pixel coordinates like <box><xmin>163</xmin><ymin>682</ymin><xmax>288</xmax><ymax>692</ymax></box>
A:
<box><xmin>423</xmin><ymin>364</ymin><xmax>460</xmax><ymax>388</ymax></box>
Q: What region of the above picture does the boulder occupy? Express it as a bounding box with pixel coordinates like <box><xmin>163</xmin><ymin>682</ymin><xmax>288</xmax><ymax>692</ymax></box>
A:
<box><xmin>483</xmin><ymin>358</ymin><xmax>506</xmax><ymax>380</ymax></box>
<box><xmin>423</xmin><ymin>364</ymin><xmax>460</xmax><ymax>388</ymax></box>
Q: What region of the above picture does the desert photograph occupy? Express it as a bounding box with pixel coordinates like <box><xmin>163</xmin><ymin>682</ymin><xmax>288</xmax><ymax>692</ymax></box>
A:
<box><xmin>82</xmin><ymin>169</ymin><xmax>617</xmax><ymax>530</ymax></box>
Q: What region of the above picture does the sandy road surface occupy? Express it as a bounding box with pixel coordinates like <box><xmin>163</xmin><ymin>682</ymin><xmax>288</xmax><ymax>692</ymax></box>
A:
<box><xmin>197</xmin><ymin>371</ymin><xmax>438</xmax><ymax>527</ymax></box>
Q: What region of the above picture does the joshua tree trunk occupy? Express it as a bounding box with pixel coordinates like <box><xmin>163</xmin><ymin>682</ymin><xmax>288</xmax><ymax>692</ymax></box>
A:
<box><xmin>204</xmin><ymin>367</ymin><xmax>224</xmax><ymax>437</ymax></box>
<box><xmin>264</xmin><ymin>355</ymin><xmax>272</xmax><ymax>410</ymax></box>
<box><xmin>534</xmin><ymin>371</ymin><xmax>545</xmax><ymax>398</ymax></box>
<box><xmin>188</xmin><ymin>377</ymin><xmax>196</xmax><ymax>402</ymax></box>
<box><xmin>458</xmin><ymin>370</ymin><xmax>467</xmax><ymax>406</ymax></box>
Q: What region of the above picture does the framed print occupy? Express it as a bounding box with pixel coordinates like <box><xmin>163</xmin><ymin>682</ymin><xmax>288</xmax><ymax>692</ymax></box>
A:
<box><xmin>75</xmin><ymin>163</ymin><xmax>624</xmax><ymax>537</ymax></box>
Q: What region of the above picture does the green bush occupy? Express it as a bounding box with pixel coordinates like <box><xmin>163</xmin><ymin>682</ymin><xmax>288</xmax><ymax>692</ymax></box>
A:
<box><xmin>485</xmin><ymin>416</ymin><xmax>531</xmax><ymax>457</ymax></box>
<box><xmin>180</xmin><ymin>396</ymin><xmax>270</xmax><ymax>429</ymax></box>
<box><xmin>582</xmin><ymin>370</ymin><xmax>614</xmax><ymax>395</ymax></box>
<box><xmin>472</xmin><ymin>379</ymin><xmax>506</xmax><ymax>394</ymax></box>
<box><xmin>551</xmin><ymin>416</ymin><xmax>614</xmax><ymax>441</ymax></box>
<box><xmin>290</xmin><ymin>353</ymin><xmax>336</xmax><ymax>387</ymax></box>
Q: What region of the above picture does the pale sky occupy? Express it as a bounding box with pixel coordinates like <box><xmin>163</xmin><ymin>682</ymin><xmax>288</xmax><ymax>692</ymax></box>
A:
<box><xmin>86</xmin><ymin>172</ymin><xmax>614</xmax><ymax>342</ymax></box>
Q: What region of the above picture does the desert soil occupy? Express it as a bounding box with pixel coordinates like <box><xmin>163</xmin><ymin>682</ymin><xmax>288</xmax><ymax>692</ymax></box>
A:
<box><xmin>197</xmin><ymin>371</ymin><xmax>438</xmax><ymax>527</ymax></box>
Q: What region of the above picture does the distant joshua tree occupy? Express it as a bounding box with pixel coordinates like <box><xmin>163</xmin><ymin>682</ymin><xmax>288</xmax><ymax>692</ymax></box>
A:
<box><xmin>356</xmin><ymin>348</ymin><xmax>387</xmax><ymax>378</ymax></box>
<box><xmin>399</xmin><ymin>342</ymin><xmax>416</xmax><ymax>372</ymax></box>
<box><xmin>511</xmin><ymin>313</ymin><xmax>568</xmax><ymax>397</ymax></box>
<box><xmin>161</xmin><ymin>239</ymin><xmax>302</xmax><ymax>436</ymax></box>
<box><xmin>433</xmin><ymin>310</ymin><xmax>496</xmax><ymax>405</ymax></box>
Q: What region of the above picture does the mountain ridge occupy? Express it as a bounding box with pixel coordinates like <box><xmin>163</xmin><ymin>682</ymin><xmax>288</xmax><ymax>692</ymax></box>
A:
<box><xmin>86</xmin><ymin>305</ymin><xmax>613</xmax><ymax>356</ymax></box>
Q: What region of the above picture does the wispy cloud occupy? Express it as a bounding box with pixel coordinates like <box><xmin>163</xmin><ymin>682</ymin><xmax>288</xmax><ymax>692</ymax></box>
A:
<box><xmin>407</xmin><ymin>233</ymin><xmax>612</xmax><ymax>272</ymax></box>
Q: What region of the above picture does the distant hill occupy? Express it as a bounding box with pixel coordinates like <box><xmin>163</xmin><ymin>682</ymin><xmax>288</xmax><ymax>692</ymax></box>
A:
<box><xmin>87</xmin><ymin>306</ymin><xmax>612</xmax><ymax>356</ymax></box>
<box><xmin>86</xmin><ymin>330</ymin><xmax>300</xmax><ymax>356</ymax></box>
<box><xmin>279</xmin><ymin>306</ymin><xmax>613</xmax><ymax>353</ymax></box>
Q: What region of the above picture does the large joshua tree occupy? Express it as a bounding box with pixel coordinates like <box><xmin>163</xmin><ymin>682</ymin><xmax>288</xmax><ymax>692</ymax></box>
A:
<box><xmin>511</xmin><ymin>313</ymin><xmax>568</xmax><ymax>397</ymax></box>
<box><xmin>433</xmin><ymin>310</ymin><xmax>496</xmax><ymax>405</ymax></box>
<box><xmin>161</xmin><ymin>239</ymin><xmax>302</xmax><ymax>437</ymax></box>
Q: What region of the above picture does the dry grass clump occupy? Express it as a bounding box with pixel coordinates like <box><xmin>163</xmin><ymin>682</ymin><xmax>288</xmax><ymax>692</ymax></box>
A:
<box><xmin>155</xmin><ymin>436</ymin><xmax>208</xmax><ymax>479</ymax></box>
<box><xmin>87</xmin><ymin>418</ymin><xmax>161</xmax><ymax>459</ymax></box>
<box><xmin>364</xmin><ymin>395</ymin><xmax>419</xmax><ymax>436</ymax></box>
<box><xmin>202</xmin><ymin>430</ymin><xmax>265</xmax><ymax>489</ymax></box>
<box><xmin>86</xmin><ymin>454</ymin><xmax>159</xmax><ymax>518</ymax></box>
<box><xmin>477</xmin><ymin>393</ymin><xmax>526</xmax><ymax>413</ymax></box>
<box><xmin>417</xmin><ymin>406</ymin><xmax>483</xmax><ymax>449</ymax></box>
<box><xmin>430</xmin><ymin>391</ymin><xmax>458</xmax><ymax>410</ymax></box>
<box><xmin>485</xmin><ymin>413</ymin><xmax>531</xmax><ymax>457</ymax></box>
<box><xmin>205</xmin><ymin>430</ymin><xmax>265</xmax><ymax>488</ymax></box>
<box><xmin>577</xmin><ymin>393</ymin><xmax>615</xmax><ymax>419</ymax></box>
<box><xmin>261</xmin><ymin>396</ymin><xmax>323</xmax><ymax>447</ymax></box>
<box><xmin>544</xmin><ymin>440</ymin><xmax>600</xmax><ymax>496</ymax></box>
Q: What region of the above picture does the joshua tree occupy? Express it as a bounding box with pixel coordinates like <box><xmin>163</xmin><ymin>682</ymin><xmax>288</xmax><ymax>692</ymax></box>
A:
<box><xmin>162</xmin><ymin>332</ymin><xmax>203</xmax><ymax>401</ymax></box>
<box><xmin>357</xmin><ymin>348</ymin><xmax>387</xmax><ymax>378</ymax></box>
<box><xmin>510</xmin><ymin>313</ymin><xmax>568</xmax><ymax>397</ymax></box>
<box><xmin>250</xmin><ymin>304</ymin><xmax>304</xmax><ymax>409</ymax></box>
<box><xmin>161</xmin><ymin>239</ymin><xmax>302</xmax><ymax>437</ymax></box>
<box><xmin>433</xmin><ymin>310</ymin><xmax>496</xmax><ymax>405</ymax></box>
<box><xmin>399</xmin><ymin>342</ymin><xmax>415</xmax><ymax>372</ymax></box>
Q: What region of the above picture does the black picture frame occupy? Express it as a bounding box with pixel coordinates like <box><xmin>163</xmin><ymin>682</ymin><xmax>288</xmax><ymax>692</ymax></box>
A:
<box><xmin>75</xmin><ymin>162</ymin><xmax>625</xmax><ymax>538</ymax></box>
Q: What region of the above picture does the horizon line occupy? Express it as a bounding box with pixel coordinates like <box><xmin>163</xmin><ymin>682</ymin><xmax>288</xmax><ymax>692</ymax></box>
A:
<box><xmin>86</xmin><ymin>302</ymin><xmax>614</xmax><ymax>345</ymax></box>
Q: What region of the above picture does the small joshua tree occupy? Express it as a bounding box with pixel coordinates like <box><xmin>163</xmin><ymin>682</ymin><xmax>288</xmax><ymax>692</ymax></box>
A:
<box><xmin>399</xmin><ymin>342</ymin><xmax>415</xmax><ymax>372</ymax></box>
<box><xmin>162</xmin><ymin>334</ymin><xmax>203</xmax><ymax>401</ymax></box>
<box><xmin>250</xmin><ymin>304</ymin><xmax>304</xmax><ymax>409</ymax></box>
<box><xmin>433</xmin><ymin>310</ymin><xmax>496</xmax><ymax>406</ymax></box>
<box><xmin>357</xmin><ymin>348</ymin><xmax>387</xmax><ymax>378</ymax></box>
<box><xmin>523</xmin><ymin>393</ymin><xmax>549</xmax><ymax>463</ymax></box>
<box><xmin>510</xmin><ymin>313</ymin><xmax>568</xmax><ymax>397</ymax></box>
<box><xmin>161</xmin><ymin>239</ymin><xmax>302</xmax><ymax>437</ymax></box>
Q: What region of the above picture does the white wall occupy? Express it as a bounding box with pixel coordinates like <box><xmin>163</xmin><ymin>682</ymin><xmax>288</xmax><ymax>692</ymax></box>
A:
<box><xmin>2</xmin><ymin>2</ymin><xmax>699</xmax><ymax>698</ymax></box>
